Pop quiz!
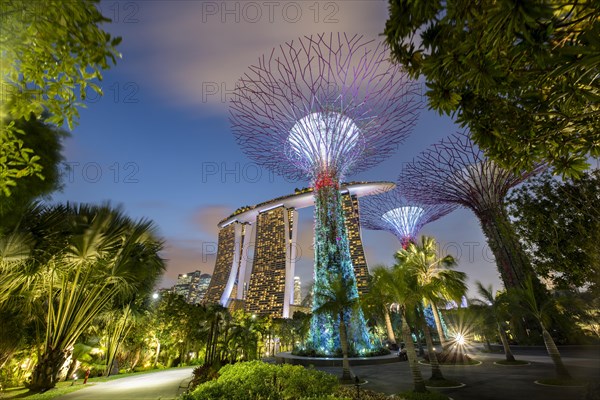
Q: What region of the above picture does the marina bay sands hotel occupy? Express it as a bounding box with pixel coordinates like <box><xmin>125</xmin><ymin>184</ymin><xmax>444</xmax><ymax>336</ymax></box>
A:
<box><xmin>203</xmin><ymin>182</ymin><xmax>393</xmax><ymax>318</ymax></box>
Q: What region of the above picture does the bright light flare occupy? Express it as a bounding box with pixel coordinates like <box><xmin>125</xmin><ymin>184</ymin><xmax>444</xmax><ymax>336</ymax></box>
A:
<box><xmin>455</xmin><ymin>333</ymin><xmax>466</xmax><ymax>346</ymax></box>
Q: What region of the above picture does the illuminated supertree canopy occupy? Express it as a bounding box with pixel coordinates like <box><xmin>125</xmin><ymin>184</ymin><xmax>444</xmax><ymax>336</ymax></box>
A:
<box><xmin>360</xmin><ymin>185</ymin><xmax>457</xmax><ymax>248</ymax></box>
<box><xmin>230</xmin><ymin>33</ymin><xmax>421</xmax><ymax>184</ymax></box>
<box><xmin>399</xmin><ymin>130</ymin><xmax>545</xmax><ymax>290</ymax></box>
<box><xmin>230</xmin><ymin>33</ymin><xmax>422</xmax><ymax>355</ymax></box>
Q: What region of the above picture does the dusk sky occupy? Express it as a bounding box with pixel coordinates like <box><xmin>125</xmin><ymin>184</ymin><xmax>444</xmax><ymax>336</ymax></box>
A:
<box><xmin>51</xmin><ymin>0</ymin><xmax>505</xmax><ymax>298</ymax></box>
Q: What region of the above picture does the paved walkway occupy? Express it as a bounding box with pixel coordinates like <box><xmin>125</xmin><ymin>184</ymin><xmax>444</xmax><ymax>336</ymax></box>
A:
<box><xmin>56</xmin><ymin>367</ymin><xmax>194</xmax><ymax>400</ymax></box>
<box><xmin>314</xmin><ymin>346</ymin><xmax>600</xmax><ymax>400</ymax></box>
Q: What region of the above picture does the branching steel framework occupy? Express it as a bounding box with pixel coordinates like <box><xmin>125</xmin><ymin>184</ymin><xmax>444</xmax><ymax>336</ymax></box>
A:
<box><xmin>399</xmin><ymin>130</ymin><xmax>544</xmax><ymax>289</ymax></box>
<box><xmin>230</xmin><ymin>33</ymin><xmax>421</xmax><ymax>355</ymax></box>
<box><xmin>360</xmin><ymin>186</ymin><xmax>457</xmax><ymax>248</ymax></box>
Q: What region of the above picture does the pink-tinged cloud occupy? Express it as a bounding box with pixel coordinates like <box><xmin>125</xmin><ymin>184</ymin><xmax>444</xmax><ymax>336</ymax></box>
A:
<box><xmin>191</xmin><ymin>204</ymin><xmax>233</xmax><ymax>238</ymax></box>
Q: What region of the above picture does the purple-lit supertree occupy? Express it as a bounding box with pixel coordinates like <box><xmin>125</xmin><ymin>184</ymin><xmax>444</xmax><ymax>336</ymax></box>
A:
<box><xmin>361</xmin><ymin>186</ymin><xmax>457</xmax><ymax>249</ymax></box>
<box><xmin>360</xmin><ymin>186</ymin><xmax>456</xmax><ymax>346</ymax></box>
<box><xmin>230</xmin><ymin>33</ymin><xmax>421</xmax><ymax>355</ymax></box>
<box><xmin>400</xmin><ymin>130</ymin><xmax>544</xmax><ymax>290</ymax></box>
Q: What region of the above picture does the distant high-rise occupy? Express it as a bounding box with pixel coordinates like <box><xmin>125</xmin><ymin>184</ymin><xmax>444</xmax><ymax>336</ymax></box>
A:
<box><xmin>173</xmin><ymin>270</ymin><xmax>212</xmax><ymax>304</ymax></box>
<box><xmin>293</xmin><ymin>276</ymin><xmax>302</xmax><ymax>305</ymax></box>
<box><xmin>173</xmin><ymin>273</ymin><xmax>192</xmax><ymax>298</ymax></box>
<box><xmin>197</xmin><ymin>273</ymin><xmax>212</xmax><ymax>301</ymax></box>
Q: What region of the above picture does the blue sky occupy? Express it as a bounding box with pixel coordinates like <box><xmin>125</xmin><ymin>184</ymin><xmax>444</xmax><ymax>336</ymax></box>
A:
<box><xmin>51</xmin><ymin>0</ymin><xmax>504</xmax><ymax>297</ymax></box>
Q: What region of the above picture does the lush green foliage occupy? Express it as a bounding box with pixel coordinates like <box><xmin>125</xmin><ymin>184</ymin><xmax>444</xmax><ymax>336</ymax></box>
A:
<box><xmin>0</xmin><ymin>204</ymin><xmax>164</xmax><ymax>390</ymax></box>
<box><xmin>508</xmin><ymin>169</ymin><xmax>600</xmax><ymax>290</ymax></box>
<box><xmin>0</xmin><ymin>116</ymin><xmax>67</xmax><ymax>230</ymax></box>
<box><xmin>183</xmin><ymin>361</ymin><xmax>338</xmax><ymax>400</ymax></box>
<box><xmin>0</xmin><ymin>0</ymin><xmax>121</xmax><ymax>195</ymax></box>
<box><xmin>385</xmin><ymin>0</ymin><xmax>600</xmax><ymax>177</ymax></box>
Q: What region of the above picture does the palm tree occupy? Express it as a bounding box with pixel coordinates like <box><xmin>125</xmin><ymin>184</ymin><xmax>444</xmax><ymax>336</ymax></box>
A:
<box><xmin>509</xmin><ymin>277</ymin><xmax>572</xmax><ymax>379</ymax></box>
<box><xmin>395</xmin><ymin>236</ymin><xmax>467</xmax><ymax>381</ymax></box>
<box><xmin>362</xmin><ymin>268</ymin><xmax>398</xmax><ymax>346</ymax></box>
<box><xmin>100</xmin><ymin>301</ymin><xmax>141</xmax><ymax>376</ymax></box>
<box><xmin>0</xmin><ymin>230</ymin><xmax>35</xmax><ymax>369</ymax></box>
<box><xmin>202</xmin><ymin>303</ymin><xmax>229</xmax><ymax>365</ymax></box>
<box><xmin>372</xmin><ymin>265</ymin><xmax>427</xmax><ymax>393</ymax></box>
<box><xmin>0</xmin><ymin>204</ymin><xmax>165</xmax><ymax>391</ymax></box>
<box><xmin>471</xmin><ymin>282</ymin><xmax>516</xmax><ymax>362</ymax></box>
<box><xmin>396</xmin><ymin>236</ymin><xmax>467</xmax><ymax>350</ymax></box>
<box><xmin>313</xmin><ymin>273</ymin><xmax>359</xmax><ymax>383</ymax></box>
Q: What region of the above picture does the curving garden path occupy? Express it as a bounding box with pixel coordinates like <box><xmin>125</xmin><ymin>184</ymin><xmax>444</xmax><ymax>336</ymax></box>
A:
<box><xmin>56</xmin><ymin>367</ymin><xmax>194</xmax><ymax>400</ymax></box>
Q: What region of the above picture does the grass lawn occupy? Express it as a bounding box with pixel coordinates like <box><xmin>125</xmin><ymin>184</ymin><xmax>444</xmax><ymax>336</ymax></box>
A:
<box><xmin>0</xmin><ymin>368</ymin><xmax>184</xmax><ymax>399</ymax></box>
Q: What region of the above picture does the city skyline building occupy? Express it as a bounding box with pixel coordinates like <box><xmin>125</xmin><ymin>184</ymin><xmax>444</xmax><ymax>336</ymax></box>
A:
<box><xmin>203</xmin><ymin>222</ymin><xmax>253</xmax><ymax>306</ymax></box>
<box><xmin>245</xmin><ymin>206</ymin><xmax>298</xmax><ymax>318</ymax></box>
<box><xmin>172</xmin><ymin>270</ymin><xmax>212</xmax><ymax>304</ymax></box>
<box><xmin>202</xmin><ymin>182</ymin><xmax>392</xmax><ymax>319</ymax></box>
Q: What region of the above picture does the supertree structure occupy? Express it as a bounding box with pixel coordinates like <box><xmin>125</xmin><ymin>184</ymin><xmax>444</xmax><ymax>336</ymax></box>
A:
<box><xmin>230</xmin><ymin>33</ymin><xmax>421</xmax><ymax>355</ymax></box>
<box><xmin>400</xmin><ymin>130</ymin><xmax>544</xmax><ymax>290</ymax></box>
<box><xmin>361</xmin><ymin>188</ymin><xmax>456</xmax><ymax>346</ymax></box>
<box><xmin>360</xmin><ymin>185</ymin><xmax>457</xmax><ymax>249</ymax></box>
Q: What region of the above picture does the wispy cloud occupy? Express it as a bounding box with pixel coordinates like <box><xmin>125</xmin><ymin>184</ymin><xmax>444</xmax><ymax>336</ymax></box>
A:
<box><xmin>112</xmin><ymin>1</ymin><xmax>389</xmax><ymax>112</ymax></box>
<box><xmin>191</xmin><ymin>204</ymin><xmax>233</xmax><ymax>238</ymax></box>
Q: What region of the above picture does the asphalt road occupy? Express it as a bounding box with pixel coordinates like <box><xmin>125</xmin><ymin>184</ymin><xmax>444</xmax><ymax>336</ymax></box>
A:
<box><xmin>56</xmin><ymin>367</ymin><xmax>194</xmax><ymax>400</ymax></box>
<box><xmin>315</xmin><ymin>345</ymin><xmax>600</xmax><ymax>400</ymax></box>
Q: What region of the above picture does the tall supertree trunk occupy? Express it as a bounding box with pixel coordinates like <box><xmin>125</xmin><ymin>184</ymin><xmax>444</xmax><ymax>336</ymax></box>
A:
<box><xmin>309</xmin><ymin>178</ymin><xmax>371</xmax><ymax>354</ymax></box>
<box><xmin>477</xmin><ymin>205</ymin><xmax>549</xmax><ymax>342</ymax></box>
<box><xmin>476</xmin><ymin>205</ymin><xmax>533</xmax><ymax>290</ymax></box>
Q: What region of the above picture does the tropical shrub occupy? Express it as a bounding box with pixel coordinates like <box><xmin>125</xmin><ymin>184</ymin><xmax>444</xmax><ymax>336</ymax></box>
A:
<box><xmin>183</xmin><ymin>361</ymin><xmax>338</xmax><ymax>400</ymax></box>
<box><xmin>187</xmin><ymin>364</ymin><xmax>221</xmax><ymax>391</ymax></box>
